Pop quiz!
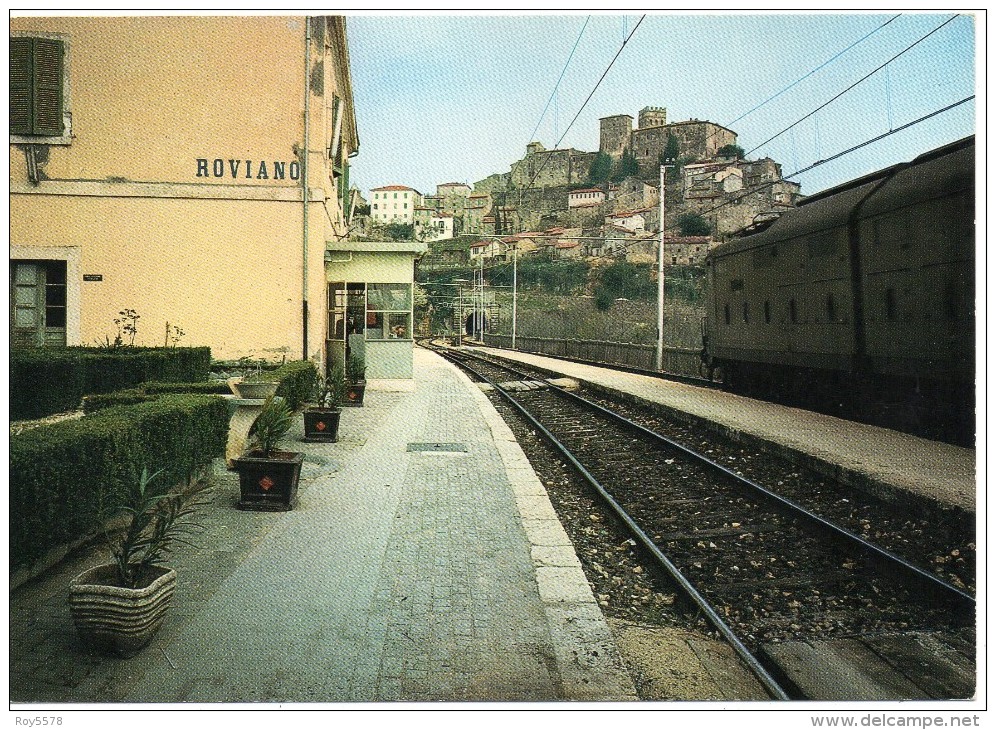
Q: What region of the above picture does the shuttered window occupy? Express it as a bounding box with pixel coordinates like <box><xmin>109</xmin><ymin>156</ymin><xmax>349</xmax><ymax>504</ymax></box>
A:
<box><xmin>10</xmin><ymin>37</ymin><xmax>64</xmax><ymax>137</ymax></box>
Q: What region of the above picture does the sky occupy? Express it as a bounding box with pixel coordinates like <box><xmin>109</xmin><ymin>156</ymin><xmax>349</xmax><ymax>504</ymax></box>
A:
<box><xmin>345</xmin><ymin>11</ymin><xmax>979</xmax><ymax>200</ymax></box>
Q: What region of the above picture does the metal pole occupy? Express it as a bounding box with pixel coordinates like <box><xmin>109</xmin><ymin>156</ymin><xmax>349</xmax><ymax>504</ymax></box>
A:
<box><xmin>656</xmin><ymin>159</ymin><xmax>675</xmax><ymax>371</ymax></box>
<box><xmin>458</xmin><ymin>284</ymin><xmax>463</xmax><ymax>346</ymax></box>
<box><xmin>656</xmin><ymin>164</ymin><xmax>665</xmax><ymax>371</ymax></box>
<box><xmin>302</xmin><ymin>17</ymin><xmax>312</xmax><ymax>361</ymax></box>
<box><xmin>512</xmin><ymin>245</ymin><xmax>518</xmax><ymax>350</ymax></box>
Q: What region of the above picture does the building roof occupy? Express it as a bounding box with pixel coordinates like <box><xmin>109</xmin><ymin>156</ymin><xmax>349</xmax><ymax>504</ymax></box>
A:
<box><xmin>570</xmin><ymin>188</ymin><xmax>604</xmax><ymax>195</ymax></box>
<box><xmin>371</xmin><ymin>184</ymin><xmax>419</xmax><ymax>192</ymax></box>
<box><xmin>555</xmin><ymin>240</ymin><xmax>579</xmax><ymax>249</ymax></box>
<box><xmin>438</xmin><ymin>182</ymin><xmax>471</xmax><ymax>188</ymax></box>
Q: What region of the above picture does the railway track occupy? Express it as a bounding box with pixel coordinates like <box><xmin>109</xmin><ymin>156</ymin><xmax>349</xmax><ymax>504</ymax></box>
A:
<box><xmin>425</xmin><ymin>341</ymin><xmax>976</xmax><ymax>700</ymax></box>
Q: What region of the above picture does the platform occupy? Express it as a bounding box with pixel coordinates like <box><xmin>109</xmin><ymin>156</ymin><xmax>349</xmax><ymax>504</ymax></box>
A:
<box><xmin>10</xmin><ymin>348</ymin><xmax>637</xmax><ymax>704</ymax></box>
<box><xmin>475</xmin><ymin>347</ymin><xmax>976</xmax><ymax>517</ymax></box>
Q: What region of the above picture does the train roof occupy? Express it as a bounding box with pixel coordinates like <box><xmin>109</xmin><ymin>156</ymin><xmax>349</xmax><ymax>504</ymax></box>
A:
<box><xmin>709</xmin><ymin>136</ymin><xmax>975</xmax><ymax>259</ymax></box>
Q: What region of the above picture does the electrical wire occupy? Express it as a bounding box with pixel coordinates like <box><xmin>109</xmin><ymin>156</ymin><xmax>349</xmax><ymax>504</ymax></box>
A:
<box><xmin>746</xmin><ymin>14</ymin><xmax>961</xmax><ymax>157</ymax></box>
<box><xmin>724</xmin><ymin>14</ymin><xmax>901</xmax><ymax>130</ymax></box>
<box><xmin>526</xmin><ymin>16</ymin><xmax>590</xmax><ymax>147</ymax></box>
<box><xmin>510</xmin><ymin>14</ymin><xmax>646</xmax><ymax>199</ymax></box>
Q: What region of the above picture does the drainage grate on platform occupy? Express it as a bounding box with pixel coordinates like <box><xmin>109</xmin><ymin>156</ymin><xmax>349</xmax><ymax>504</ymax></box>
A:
<box><xmin>406</xmin><ymin>442</ymin><xmax>468</xmax><ymax>453</ymax></box>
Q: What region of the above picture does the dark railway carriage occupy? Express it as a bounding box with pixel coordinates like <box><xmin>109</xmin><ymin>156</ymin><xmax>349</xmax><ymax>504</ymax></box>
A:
<box><xmin>702</xmin><ymin>137</ymin><xmax>974</xmax><ymax>444</ymax></box>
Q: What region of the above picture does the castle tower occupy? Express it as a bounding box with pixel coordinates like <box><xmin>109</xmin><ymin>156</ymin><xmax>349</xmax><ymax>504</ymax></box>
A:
<box><xmin>526</xmin><ymin>141</ymin><xmax>546</xmax><ymax>156</ymax></box>
<box><xmin>599</xmin><ymin>114</ymin><xmax>633</xmax><ymax>159</ymax></box>
<box><xmin>638</xmin><ymin>106</ymin><xmax>667</xmax><ymax>129</ymax></box>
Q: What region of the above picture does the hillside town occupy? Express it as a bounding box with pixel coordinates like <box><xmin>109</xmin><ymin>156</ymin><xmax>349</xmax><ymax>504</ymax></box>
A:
<box><xmin>353</xmin><ymin>105</ymin><xmax>803</xmax><ymax>269</ymax></box>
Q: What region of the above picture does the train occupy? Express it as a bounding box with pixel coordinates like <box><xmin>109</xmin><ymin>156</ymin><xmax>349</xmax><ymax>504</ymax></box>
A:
<box><xmin>701</xmin><ymin>136</ymin><xmax>975</xmax><ymax>446</ymax></box>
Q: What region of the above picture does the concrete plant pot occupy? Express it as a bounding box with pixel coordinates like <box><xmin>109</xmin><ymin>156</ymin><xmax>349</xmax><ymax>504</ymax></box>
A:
<box><xmin>229</xmin><ymin>379</ymin><xmax>279</xmax><ymax>400</ymax></box>
<box><xmin>69</xmin><ymin>564</ymin><xmax>177</xmax><ymax>657</ymax></box>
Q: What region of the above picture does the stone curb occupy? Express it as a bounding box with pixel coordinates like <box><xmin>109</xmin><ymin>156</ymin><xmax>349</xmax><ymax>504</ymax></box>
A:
<box><xmin>454</xmin><ymin>361</ymin><xmax>639</xmax><ymax>701</ymax></box>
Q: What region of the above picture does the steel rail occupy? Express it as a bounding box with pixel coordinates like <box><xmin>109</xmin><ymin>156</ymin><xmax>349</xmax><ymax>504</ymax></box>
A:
<box><xmin>448</xmin><ymin>345</ymin><xmax>976</xmax><ymax>610</ymax></box>
<box><xmin>434</xmin><ymin>345</ymin><xmax>792</xmax><ymax>701</ymax></box>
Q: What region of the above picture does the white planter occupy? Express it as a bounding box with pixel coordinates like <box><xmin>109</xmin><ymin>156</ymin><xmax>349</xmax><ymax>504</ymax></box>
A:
<box><xmin>68</xmin><ymin>564</ymin><xmax>177</xmax><ymax>657</ymax></box>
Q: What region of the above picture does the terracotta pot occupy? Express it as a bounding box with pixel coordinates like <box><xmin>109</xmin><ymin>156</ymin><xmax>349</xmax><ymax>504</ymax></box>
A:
<box><xmin>303</xmin><ymin>408</ymin><xmax>341</xmax><ymax>442</ymax></box>
<box><xmin>68</xmin><ymin>564</ymin><xmax>176</xmax><ymax>657</ymax></box>
<box><xmin>233</xmin><ymin>450</ymin><xmax>304</xmax><ymax>511</ymax></box>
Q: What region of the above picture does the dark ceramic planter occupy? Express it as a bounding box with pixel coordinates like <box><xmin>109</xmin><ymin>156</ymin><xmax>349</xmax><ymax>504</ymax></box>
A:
<box><xmin>303</xmin><ymin>408</ymin><xmax>341</xmax><ymax>442</ymax></box>
<box><xmin>344</xmin><ymin>381</ymin><xmax>366</xmax><ymax>407</ymax></box>
<box><xmin>233</xmin><ymin>450</ymin><xmax>304</xmax><ymax>511</ymax></box>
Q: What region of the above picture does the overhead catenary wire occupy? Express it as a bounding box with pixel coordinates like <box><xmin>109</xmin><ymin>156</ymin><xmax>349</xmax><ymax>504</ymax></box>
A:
<box><xmin>525</xmin><ymin>16</ymin><xmax>591</xmax><ymax>148</ymax></box>
<box><xmin>746</xmin><ymin>13</ymin><xmax>961</xmax><ymax>158</ymax></box>
<box><xmin>514</xmin><ymin>15</ymin><xmax>647</xmax><ymax>195</ymax></box>
<box><xmin>723</xmin><ymin>14</ymin><xmax>902</xmax><ymax>130</ymax></box>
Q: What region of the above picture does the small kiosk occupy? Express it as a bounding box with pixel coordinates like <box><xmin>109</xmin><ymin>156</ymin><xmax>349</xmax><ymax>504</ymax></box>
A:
<box><xmin>324</xmin><ymin>240</ymin><xmax>427</xmax><ymax>379</ymax></box>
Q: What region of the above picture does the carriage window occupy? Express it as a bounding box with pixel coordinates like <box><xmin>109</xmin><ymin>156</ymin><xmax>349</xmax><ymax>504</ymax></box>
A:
<box><xmin>764</xmin><ymin>300</ymin><xmax>771</xmax><ymax>324</ymax></box>
<box><xmin>789</xmin><ymin>298</ymin><xmax>798</xmax><ymax>324</ymax></box>
<box><xmin>826</xmin><ymin>294</ymin><xmax>837</xmax><ymax>322</ymax></box>
<box><xmin>742</xmin><ymin>301</ymin><xmax>749</xmax><ymax>324</ymax></box>
<box><xmin>723</xmin><ymin>303</ymin><xmax>730</xmax><ymax>326</ymax></box>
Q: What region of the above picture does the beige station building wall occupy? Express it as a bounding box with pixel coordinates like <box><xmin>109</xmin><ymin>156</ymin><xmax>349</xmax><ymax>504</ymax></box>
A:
<box><xmin>9</xmin><ymin>15</ymin><xmax>359</xmax><ymax>363</ymax></box>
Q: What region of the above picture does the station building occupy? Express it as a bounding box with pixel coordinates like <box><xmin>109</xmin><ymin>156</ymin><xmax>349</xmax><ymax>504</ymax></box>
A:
<box><xmin>9</xmin><ymin>15</ymin><xmax>375</xmax><ymax>371</ymax></box>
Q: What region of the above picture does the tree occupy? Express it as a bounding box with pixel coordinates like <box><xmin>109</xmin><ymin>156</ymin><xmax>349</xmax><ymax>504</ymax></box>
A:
<box><xmin>718</xmin><ymin>144</ymin><xmax>745</xmax><ymax>159</ymax></box>
<box><xmin>677</xmin><ymin>212</ymin><xmax>711</xmax><ymax>236</ymax></box>
<box><xmin>587</xmin><ymin>152</ymin><xmax>612</xmax><ymax>185</ymax></box>
<box><xmin>383</xmin><ymin>222</ymin><xmax>414</xmax><ymax>241</ymax></box>
<box><xmin>611</xmin><ymin>149</ymin><xmax>640</xmax><ymax>182</ymax></box>
<box><xmin>592</xmin><ymin>260</ymin><xmax>656</xmax><ymax>310</ymax></box>
<box><xmin>660</xmin><ymin>133</ymin><xmax>680</xmax><ymax>167</ymax></box>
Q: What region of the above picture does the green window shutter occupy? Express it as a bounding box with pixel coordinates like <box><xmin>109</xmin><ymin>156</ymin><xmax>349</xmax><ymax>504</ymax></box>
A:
<box><xmin>9</xmin><ymin>38</ymin><xmax>33</xmax><ymax>135</ymax></box>
<box><xmin>32</xmin><ymin>38</ymin><xmax>64</xmax><ymax>136</ymax></box>
<box><xmin>8</xmin><ymin>37</ymin><xmax>63</xmax><ymax>137</ymax></box>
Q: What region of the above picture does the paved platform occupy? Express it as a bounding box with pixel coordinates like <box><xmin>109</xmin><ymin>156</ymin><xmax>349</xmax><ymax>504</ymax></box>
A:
<box><xmin>475</xmin><ymin>347</ymin><xmax>976</xmax><ymax>517</ymax></box>
<box><xmin>10</xmin><ymin>348</ymin><xmax>636</xmax><ymax>705</ymax></box>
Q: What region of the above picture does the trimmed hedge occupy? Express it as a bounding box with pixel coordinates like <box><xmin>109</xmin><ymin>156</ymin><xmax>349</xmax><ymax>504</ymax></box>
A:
<box><xmin>10</xmin><ymin>349</ymin><xmax>87</xmax><ymax>419</ymax></box>
<box><xmin>11</xmin><ymin>347</ymin><xmax>212</xmax><ymax>420</ymax></box>
<box><xmin>271</xmin><ymin>361</ymin><xmax>320</xmax><ymax>411</ymax></box>
<box><xmin>10</xmin><ymin>394</ymin><xmax>230</xmax><ymax>573</ymax></box>
<box><xmin>82</xmin><ymin>381</ymin><xmax>232</xmax><ymax>415</ymax></box>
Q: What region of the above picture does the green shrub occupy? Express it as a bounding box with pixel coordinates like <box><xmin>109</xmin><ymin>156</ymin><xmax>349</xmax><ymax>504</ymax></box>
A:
<box><xmin>142</xmin><ymin>381</ymin><xmax>231</xmax><ymax>395</ymax></box>
<box><xmin>81</xmin><ymin>380</ymin><xmax>230</xmax><ymax>415</ymax></box>
<box><xmin>270</xmin><ymin>361</ymin><xmax>319</xmax><ymax>411</ymax></box>
<box><xmin>82</xmin><ymin>389</ymin><xmax>148</xmax><ymax>415</ymax></box>
<box><xmin>10</xmin><ymin>349</ymin><xmax>86</xmax><ymax>419</ymax></box>
<box><xmin>9</xmin><ymin>394</ymin><xmax>229</xmax><ymax>573</ymax></box>
<box><xmin>10</xmin><ymin>347</ymin><xmax>212</xmax><ymax>421</ymax></box>
<box><xmin>80</xmin><ymin>347</ymin><xmax>212</xmax><ymax>394</ymax></box>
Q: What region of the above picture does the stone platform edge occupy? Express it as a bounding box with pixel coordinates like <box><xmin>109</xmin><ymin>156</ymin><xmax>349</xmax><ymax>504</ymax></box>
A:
<box><xmin>447</xmin><ymin>360</ymin><xmax>638</xmax><ymax>701</ymax></box>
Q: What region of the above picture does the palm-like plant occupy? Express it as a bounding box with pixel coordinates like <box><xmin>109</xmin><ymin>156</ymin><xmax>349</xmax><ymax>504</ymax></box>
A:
<box><xmin>110</xmin><ymin>467</ymin><xmax>211</xmax><ymax>589</ymax></box>
<box><xmin>315</xmin><ymin>361</ymin><xmax>347</xmax><ymax>408</ymax></box>
<box><xmin>249</xmin><ymin>396</ymin><xmax>293</xmax><ymax>457</ymax></box>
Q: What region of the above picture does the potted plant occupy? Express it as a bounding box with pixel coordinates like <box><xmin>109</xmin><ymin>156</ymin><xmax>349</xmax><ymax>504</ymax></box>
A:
<box><xmin>303</xmin><ymin>361</ymin><xmax>346</xmax><ymax>442</ymax></box>
<box><xmin>68</xmin><ymin>467</ymin><xmax>210</xmax><ymax>657</ymax></box>
<box><xmin>344</xmin><ymin>352</ymin><xmax>366</xmax><ymax>407</ymax></box>
<box><xmin>232</xmin><ymin>396</ymin><xmax>304</xmax><ymax>511</ymax></box>
<box><xmin>228</xmin><ymin>362</ymin><xmax>279</xmax><ymax>400</ymax></box>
